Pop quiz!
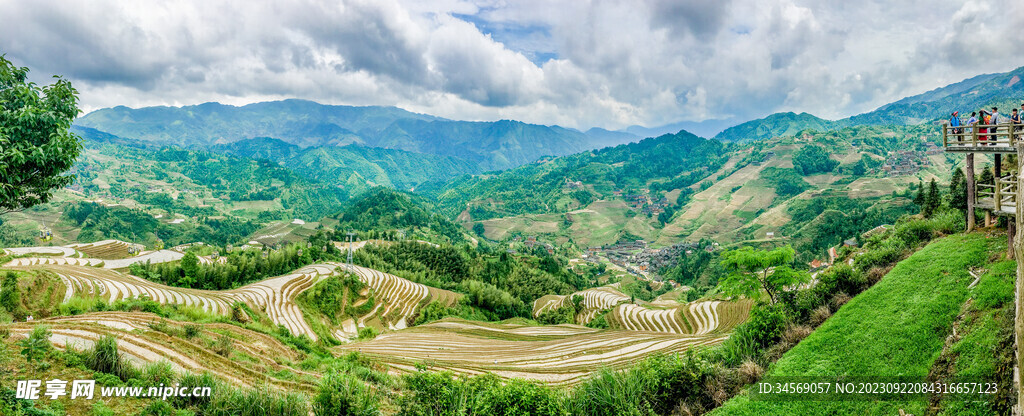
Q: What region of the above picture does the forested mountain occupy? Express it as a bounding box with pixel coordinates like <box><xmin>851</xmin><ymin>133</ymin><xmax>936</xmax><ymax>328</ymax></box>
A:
<box><xmin>74</xmin><ymin>99</ymin><xmax>637</xmax><ymax>171</ymax></box>
<box><xmin>426</xmin><ymin>130</ymin><xmax>728</xmax><ymax>220</ymax></box>
<box><xmin>212</xmin><ymin>138</ymin><xmax>480</xmax><ymax>191</ymax></box>
<box><xmin>713</xmin><ymin>112</ymin><xmax>835</xmax><ymax>143</ymax></box>
<box><xmin>71</xmin><ymin>138</ymin><xmax>348</xmax><ymax>221</ymax></box>
<box><xmin>331</xmin><ymin>187</ymin><xmax>467</xmax><ymax>243</ymax></box>
<box><xmin>844</xmin><ymin>65</ymin><xmax>1024</xmax><ymax>125</ymax></box>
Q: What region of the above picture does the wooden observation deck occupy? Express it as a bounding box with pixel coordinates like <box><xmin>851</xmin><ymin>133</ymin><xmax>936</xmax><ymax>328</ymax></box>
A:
<box><xmin>941</xmin><ymin>122</ymin><xmax>1023</xmax><ymax>218</ymax></box>
<box><xmin>942</xmin><ymin>122</ymin><xmax>1022</xmax><ymax>153</ymax></box>
<box><xmin>942</xmin><ymin>120</ymin><xmax>1024</xmax><ymax>414</ymax></box>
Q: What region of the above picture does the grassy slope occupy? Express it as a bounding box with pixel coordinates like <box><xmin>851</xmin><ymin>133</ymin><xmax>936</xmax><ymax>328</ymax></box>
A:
<box><xmin>713</xmin><ymin>233</ymin><xmax>995</xmax><ymax>415</ymax></box>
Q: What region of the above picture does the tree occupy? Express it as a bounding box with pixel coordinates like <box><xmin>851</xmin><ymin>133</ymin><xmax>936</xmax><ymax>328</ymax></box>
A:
<box><xmin>179</xmin><ymin>252</ymin><xmax>199</xmax><ymax>287</ymax></box>
<box><xmin>923</xmin><ymin>178</ymin><xmax>940</xmax><ymax>218</ymax></box>
<box><xmin>792</xmin><ymin>145</ymin><xmax>839</xmax><ymax>176</ymax></box>
<box><xmin>921</xmin><ymin>178</ymin><xmax>929</xmax><ymax>205</ymax></box>
<box><xmin>472</xmin><ymin>222</ymin><xmax>485</xmax><ymax>237</ymax></box>
<box><xmin>949</xmin><ymin>168</ymin><xmax>968</xmax><ymax>211</ymax></box>
<box><xmin>0</xmin><ymin>55</ymin><xmax>83</xmax><ymax>214</ymax></box>
<box><xmin>719</xmin><ymin>246</ymin><xmax>809</xmax><ymax>305</ymax></box>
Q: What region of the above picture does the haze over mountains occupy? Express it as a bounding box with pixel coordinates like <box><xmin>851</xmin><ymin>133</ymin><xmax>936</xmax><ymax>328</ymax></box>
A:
<box><xmin>74</xmin><ymin>99</ymin><xmax>642</xmax><ymax>172</ymax></box>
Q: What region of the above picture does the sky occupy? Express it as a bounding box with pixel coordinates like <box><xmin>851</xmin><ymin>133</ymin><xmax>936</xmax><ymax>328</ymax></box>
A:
<box><xmin>1</xmin><ymin>0</ymin><xmax>1023</xmax><ymax>131</ymax></box>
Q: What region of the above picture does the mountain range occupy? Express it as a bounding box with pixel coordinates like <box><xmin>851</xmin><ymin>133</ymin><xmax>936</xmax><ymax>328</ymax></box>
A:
<box><xmin>74</xmin><ymin>99</ymin><xmax>639</xmax><ymax>171</ymax></box>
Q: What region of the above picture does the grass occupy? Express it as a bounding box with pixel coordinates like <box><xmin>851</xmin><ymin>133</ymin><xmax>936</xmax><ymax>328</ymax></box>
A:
<box><xmin>712</xmin><ymin>233</ymin><xmax>998</xmax><ymax>415</ymax></box>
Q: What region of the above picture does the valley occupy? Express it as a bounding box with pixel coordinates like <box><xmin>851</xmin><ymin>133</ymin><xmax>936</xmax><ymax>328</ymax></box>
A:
<box><xmin>2</xmin><ymin>57</ymin><xmax>1023</xmax><ymax>416</ymax></box>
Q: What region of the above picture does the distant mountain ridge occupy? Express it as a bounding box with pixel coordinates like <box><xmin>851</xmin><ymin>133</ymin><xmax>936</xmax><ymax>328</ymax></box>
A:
<box><xmin>709</xmin><ymin>65</ymin><xmax>1024</xmax><ymax>142</ymax></box>
<box><xmin>212</xmin><ymin>138</ymin><xmax>479</xmax><ymax>191</ymax></box>
<box><xmin>713</xmin><ymin>112</ymin><xmax>834</xmax><ymax>143</ymax></box>
<box><xmin>74</xmin><ymin>99</ymin><xmax>639</xmax><ymax>171</ymax></box>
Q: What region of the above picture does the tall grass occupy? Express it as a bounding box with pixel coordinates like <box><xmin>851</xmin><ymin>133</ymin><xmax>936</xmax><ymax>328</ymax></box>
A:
<box><xmin>81</xmin><ymin>335</ymin><xmax>139</xmax><ymax>381</ymax></box>
<box><xmin>205</xmin><ymin>383</ymin><xmax>309</xmax><ymax>416</ymax></box>
<box><xmin>312</xmin><ymin>371</ymin><xmax>380</xmax><ymax>416</ymax></box>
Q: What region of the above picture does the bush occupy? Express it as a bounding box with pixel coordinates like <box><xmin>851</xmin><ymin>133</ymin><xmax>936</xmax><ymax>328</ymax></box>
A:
<box><xmin>312</xmin><ymin>372</ymin><xmax>380</xmax><ymax>416</ymax></box>
<box><xmin>476</xmin><ymin>379</ymin><xmax>567</xmax><ymax>416</ymax></box>
<box><xmin>213</xmin><ymin>334</ymin><xmax>233</xmax><ymax>357</ymax></box>
<box><xmin>570</xmin><ymin>368</ymin><xmax>656</xmax><ymax>416</ymax></box>
<box><xmin>205</xmin><ymin>384</ymin><xmax>308</xmax><ymax>416</ymax></box>
<box><xmin>183</xmin><ymin>324</ymin><xmax>201</xmax><ymax>339</ymax></box>
<box><xmin>82</xmin><ymin>336</ymin><xmax>139</xmax><ymax>382</ymax></box>
<box><xmin>357</xmin><ymin>327</ymin><xmax>378</xmax><ymax>340</ymax></box>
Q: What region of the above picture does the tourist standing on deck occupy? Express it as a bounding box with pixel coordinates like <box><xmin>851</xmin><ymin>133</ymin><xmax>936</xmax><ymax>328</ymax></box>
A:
<box><xmin>950</xmin><ymin>111</ymin><xmax>962</xmax><ymax>139</ymax></box>
<box><xmin>1012</xmin><ymin>108</ymin><xmax>1021</xmax><ymax>141</ymax></box>
<box><xmin>991</xmin><ymin>107</ymin><xmax>1001</xmax><ymax>145</ymax></box>
<box><xmin>980</xmin><ymin>109</ymin><xmax>990</xmax><ymax>144</ymax></box>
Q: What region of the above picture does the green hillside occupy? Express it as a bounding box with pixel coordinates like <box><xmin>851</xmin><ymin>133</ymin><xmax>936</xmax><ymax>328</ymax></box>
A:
<box><xmin>71</xmin><ymin>138</ymin><xmax>348</xmax><ymax>221</ymax></box>
<box><xmin>428</xmin><ymin>130</ymin><xmax>727</xmax><ymax>220</ymax></box>
<box><xmin>213</xmin><ymin>138</ymin><xmax>481</xmax><ymax>191</ymax></box>
<box><xmin>713</xmin><ymin>112</ymin><xmax>836</xmax><ymax>143</ymax></box>
<box><xmin>441</xmin><ymin>123</ymin><xmax>955</xmax><ymax>254</ymax></box>
<box><xmin>713</xmin><ymin>233</ymin><xmax>1014</xmax><ymax>415</ymax></box>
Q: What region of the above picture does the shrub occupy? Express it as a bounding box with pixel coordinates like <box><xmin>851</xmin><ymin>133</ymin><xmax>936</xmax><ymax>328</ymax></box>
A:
<box><xmin>397</xmin><ymin>370</ymin><xmax>479</xmax><ymax>416</ymax></box>
<box><xmin>168</xmin><ymin>372</ymin><xmax>216</xmax><ymax>409</ymax></box>
<box><xmin>569</xmin><ymin>368</ymin><xmax>655</xmax><ymax>416</ymax></box>
<box><xmin>183</xmin><ymin>324</ymin><xmax>201</xmax><ymax>339</ymax></box>
<box><xmin>205</xmin><ymin>384</ymin><xmax>308</xmax><ymax>416</ymax></box>
<box><xmin>17</xmin><ymin>326</ymin><xmax>52</xmax><ymax>364</ymax></box>
<box><xmin>357</xmin><ymin>327</ymin><xmax>378</xmax><ymax>341</ymax></box>
<box><xmin>781</xmin><ymin>325</ymin><xmax>812</xmax><ymax>346</ymax></box>
<box><xmin>476</xmin><ymin>378</ymin><xmax>567</xmax><ymax>416</ymax></box>
<box><xmin>312</xmin><ymin>372</ymin><xmax>380</xmax><ymax>416</ymax></box>
<box><xmin>140</xmin><ymin>361</ymin><xmax>176</xmax><ymax>386</ymax></box>
<box><xmin>743</xmin><ymin>303</ymin><xmax>787</xmax><ymax>350</ymax></box>
<box><xmin>82</xmin><ymin>336</ymin><xmax>139</xmax><ymax>381</ymax></box>
<box><xmin>213</xmin><ymin>333</ymin><xmax>233</xmax><ymax>357</ymax></box>
<box><xmin>809</xmin><ymin>305</ymin><xmax>832</xmax><ymax>326</ymax></box>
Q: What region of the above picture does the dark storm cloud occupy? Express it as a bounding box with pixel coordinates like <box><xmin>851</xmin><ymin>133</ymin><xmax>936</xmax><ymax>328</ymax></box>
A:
<box><xmin>647</xmin><ymin>0</ymin><xmax>735</xmax><ymax>38</ymax></box>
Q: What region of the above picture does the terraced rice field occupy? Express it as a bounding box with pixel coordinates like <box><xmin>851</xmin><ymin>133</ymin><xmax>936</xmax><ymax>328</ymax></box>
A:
<box><xmin>335</xmin><ymin>265</ymin><xmax>460</xmax><ymax>336</ymax></box>
<box><xmin>8</xmin><ymin>312</ymin><xmax>317</xmax><ymax>391</ymax></box>
<box><xmin>607</xmin><ymin>299</ymin><xmax>753</xmax><ymax>335</ymax></box>
<box><xmin>5</xmin><ymin>249</ymin><xmax>184</xmax><ymax>269</ymax></box>
<box><xmin>5</xmin><ymin>261</ymin><xmax>458</xmax><ymax>341</ymax></box>
<box><xmin>336</xmin><ymin>318</ymin><xmax>729</xmax><ymax>384</ymax></box>
<box><xmin>69</xmin><ymin>239</ymin><xmax>139</xmax><ymax>259</ymax></box>
<box><xmin>532</xmin><ymin>284</ymin><xmax>631</xmax><ymax>323</ymax></box>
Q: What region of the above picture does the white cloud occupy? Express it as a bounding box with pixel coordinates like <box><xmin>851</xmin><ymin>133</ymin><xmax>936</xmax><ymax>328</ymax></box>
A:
<box><xmin>0</xmin><ymin>0</ymin><xmax>1021</xmax><ymax>130</ymax></box>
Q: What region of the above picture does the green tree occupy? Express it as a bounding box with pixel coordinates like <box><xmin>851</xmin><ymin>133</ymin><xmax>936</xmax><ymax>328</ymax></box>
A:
<box><xmin>924</xmin><ymin>178</ymin><xmax>940</xmax><ymax>218</ymax></box>
<box><xmin>179</xmin><ymin>252</ymin><xmax>199</xmax><ymax>287</ymax></box>
<box><xmin>0</xmin><ymin>55</ymin><xmax>83</xmax><ymax>214</ymax></box>
<box><xmin>17</xmin><ymin>326</ymin><xmax>51</xmax><ymax>364</ymax></box>
<box><xmin>0</xmin><ymin>272</ymin><xmax>25</xmax><ymax>320</ymax></box>
<box><xmin>949</xmin><ymin>168</ymin><xmax>968</xmax><ymax>211</ymax></box>
<box><xmin>921</xmin><ymin>178</ymin><xmax>929</xmax><ymax>205</ymax></box>
<box><xmin>472</xmin><ymin>222</ymin><xmax>485</xmax><ymax>237</ymax></box>
<box><xmin>719</xmin><ymin>246</ymin><xmax>809</xmax><ymax>304</ymax></box>
<box><xmin>792</xmin><ymin>145</ymin><xmax>839</xmax><ymax>175</ymax></box>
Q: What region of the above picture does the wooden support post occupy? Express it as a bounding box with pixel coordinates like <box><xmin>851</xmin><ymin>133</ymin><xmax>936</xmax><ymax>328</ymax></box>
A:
<box><xmin>997</xmin><ymin>154</ymin><xmax>1003</xmax><ymax>178</ymax></box>
<box><xmin>1010</xmin><ymin>220</ymin><xmax>1016</xmax><ymax>259</ymax></box>
<box><xmin>986</xmin><ymin>210</ymin><xmax>993</xmax><ymax>228</ymax></box>
<box><xmin>1013</xmin><ymin>143</ymin><xmax>1024</xmax><ymax>415</ymax></box>
<box><xmin>943</xmin><ymin>124</ymin><xmax>948</xmax><ymax>147</ymax></box>
<box><xmin>973</xmin><ymin>124</ymin><xmax>979</xmax><ymax>147</ymax></box>
<box><xmin>967</xmin><ymin>153</ymin><xmax>976</xmax><ymax>231</ymax></box>
<box><xmin>997</xmin><ymin>176</ymin><xmax>1003</xmax><ymax>212</ymax></box>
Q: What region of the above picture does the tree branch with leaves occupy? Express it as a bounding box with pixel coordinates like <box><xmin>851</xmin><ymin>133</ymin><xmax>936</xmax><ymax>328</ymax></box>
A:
<box><xmin>719</xmin><ymin>246</ymin><xmax>809</xmax><ymax>304</ymax></box>
<box><xmin>0</xmin><ymin>55</ymin><xmax>83</xmax><ymax>215</ymax></box>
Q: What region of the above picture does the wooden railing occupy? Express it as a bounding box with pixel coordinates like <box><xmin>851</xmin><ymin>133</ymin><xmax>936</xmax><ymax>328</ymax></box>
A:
<box><xmin>977</xmin><ymin>175</ymin><xmax>1019</xmax><ymax>213</ymax></box>
<box><xmin>942</xmin><ymin>123</ymin><xmax>1024</xmax><ymax>148</ymax></box>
